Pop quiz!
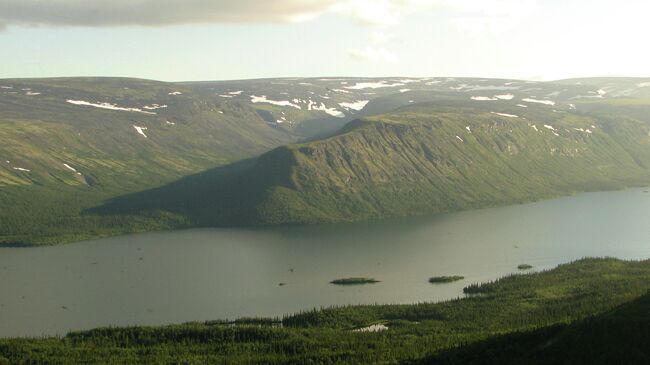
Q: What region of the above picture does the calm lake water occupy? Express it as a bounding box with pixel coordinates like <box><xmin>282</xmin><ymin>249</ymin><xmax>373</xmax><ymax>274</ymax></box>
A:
<box><xmin>2</xmin><ymin>188</ymin><xmax>650</xmax><ymax>338</ymax></box>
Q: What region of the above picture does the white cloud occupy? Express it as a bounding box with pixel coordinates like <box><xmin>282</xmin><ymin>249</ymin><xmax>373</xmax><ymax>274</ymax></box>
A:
<box><xmin>370</xmin><ymin>31</ymin><xmax>396</xmax><ymax>44</ymax></box>
<box><xmin>348</xmin><ymin>46</ymin><xmax>397</xmax><ymax>63</ymax></box>
<box><xmin>441</xmin><ymin>0</ymin><xmax>537</xmax><ymax>16</ymax></box>
<box><xmin>444</xmin><ymin>0</ymin><xmax>537</xmax><ymax>34</ymax></box>
<box><xmin>331</xmin><ymin>0</ymin><xmax>417</xmax><ymax>26</ymax></box>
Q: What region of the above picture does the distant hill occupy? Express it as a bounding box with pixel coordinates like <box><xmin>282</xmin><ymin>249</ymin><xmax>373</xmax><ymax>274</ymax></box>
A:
<box><xmin>2</xmin><ymin>76</ymin><xmax>650</xmax><ymax>245</ymax></box>
<box><xmin>99</xmin><ymin>94</ymin><xmax>650</xmax><ymax>228</ymax></box>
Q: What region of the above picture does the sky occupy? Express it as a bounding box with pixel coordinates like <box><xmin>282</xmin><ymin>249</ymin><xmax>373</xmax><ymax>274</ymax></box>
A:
<box><xmin>0</xmin><ymin>0</ymin><xmax>648</xmax><ymax>82</ymax></box>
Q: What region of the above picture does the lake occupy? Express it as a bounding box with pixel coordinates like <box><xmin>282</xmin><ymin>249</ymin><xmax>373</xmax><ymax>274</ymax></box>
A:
<box><xmin>1</xmin><ymin>188</ymin><xmax>650</xmax><ymax>338</ymax></box>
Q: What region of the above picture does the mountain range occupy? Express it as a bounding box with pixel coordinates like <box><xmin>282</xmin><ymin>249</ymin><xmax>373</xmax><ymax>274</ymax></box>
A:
<box><xmin>2</xmin><ymin>76</ymin><xmax>650</xmax><ymax>245</ymax></box>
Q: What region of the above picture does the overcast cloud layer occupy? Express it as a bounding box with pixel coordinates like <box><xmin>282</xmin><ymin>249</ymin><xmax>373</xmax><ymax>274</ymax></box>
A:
<box><xmin>0</xmin><ymin>0</ymin><xmax>429</xmax><ymax>28</ymax></box>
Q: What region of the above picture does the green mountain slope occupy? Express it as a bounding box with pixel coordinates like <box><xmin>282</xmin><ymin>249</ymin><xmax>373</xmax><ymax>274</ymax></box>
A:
<box><xmin>253</xmin><ymin>103</ymin><xmax>650</xmax><ymax>224</ymax></box>
<box><xmin>0</xmin><ymin>77</ymin><xmax>296</xmax><ymax>245</ymax></box>
<box><xmin>4</xmin><ymin>76</ymin><xmax>650</xmax><ymax>245</ymax></box>
<box><xmin>100</xmin><ymin>98</ymin><xmax>650</xmax><ymax>228</ymax></box>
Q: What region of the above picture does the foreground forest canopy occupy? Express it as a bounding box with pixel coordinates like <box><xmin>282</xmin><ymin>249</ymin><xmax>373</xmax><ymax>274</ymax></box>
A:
<box><xmin>1</xmin><ymin>258</ymin><xmax>649</xmax><ymax>364</ymax></box>
<box><xmin>2</xmin><ymin>77</ymin><xmax>650</xmax><ymax>245</ymax></box>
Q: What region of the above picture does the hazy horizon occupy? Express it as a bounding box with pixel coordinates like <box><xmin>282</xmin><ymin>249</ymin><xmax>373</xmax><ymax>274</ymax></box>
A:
<box><xmin>1</xmin><ymin>74</ymin><xmax>649</xmax><ymax>83</ymax></box>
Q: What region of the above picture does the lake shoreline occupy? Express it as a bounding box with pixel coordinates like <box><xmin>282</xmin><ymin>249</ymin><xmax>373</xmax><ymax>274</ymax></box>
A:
<box><xmin>3</xmin><ymin>185</ymin><xmax>649</xmax><ymax>248</ymax></box>
<box><xmin>2</xmin><ymin>187</ymin><xmax>650</xmax><ymax>338</ymax></box>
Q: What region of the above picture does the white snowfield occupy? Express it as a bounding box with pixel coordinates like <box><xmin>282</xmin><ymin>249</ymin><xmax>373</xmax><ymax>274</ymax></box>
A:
<box><xmin>66</xmin><ymin>100</ymin><xmax>157</xmax><ymax>114</ymax></box>
<box><xmin>331</xmin><ymin>89</ymin><xmax>351</xmax><ymax>94</ymax></box>
<box><xmin>495</xmin><ymin>94</ymin><xmax>515</xmax><ymax>100</ymax></box>
<box><xmin>63</xmin><ymin>163</ymin><xmax>77</xmax><ymax>172</ymax></box>
<box><xmin>339</xmin><ymin>100</ymin><xmax>369</xmax><ymax>111</ymax></box>
<box><xmin>25</xmin><ymin>92</ymin><xmax>41</xmax><ymax>96</ymax></box>
<box><xmin>168</xmin><ymin>91</ymin><xmax>183</xmax><ymax>95</ymax></box>
<box><xmin>133</xmin><ymin>125</ymin><xmax>148</xmax><ymax>138</ymax></box>
<box><xmin>638</xmin><ymin>82</ymin><xmax>650</xmax><ymax>88</ymax></box>
<box><xmin>250</xmin><ymin>95</ymin><xmax>301</xmax><ymax>109</ymax></box>
<box><xmin>312</xmin><ymin>102</ymin><xmax>345</xmax><ymax>118</ymax></box>
<box><xmin>573</xmin><ymin>128</ymin><xmax>592</xmax><ymax>134</ymax></box>
<box><xmin>228</xmin><ymin>91</ymin><xmax>243</xmax><ymax>95</ymax></box>
<box><xmin>142</xmin><ymin>104</ymin><xmax>167</xmax><ymax>110</ymax></box>
<box><xmin>516</xmin><ymin>104</ymin><xmax>528</xmax><ymax>108</ymax></box>
<box><xmin>544</xmin><ymin>125</ymin><xmax>560</xmax><ymax>136</ymax></box>
<box><xmin>491</xmin><ymin>112</ymin><xmax>519</xmax><ymax>118</ymax></box>
<box><xmin>344</xmin><ymin>81</ymin><xmax>406</xmax><ymax>90</ymax></box>
<box><xmin>471</xmin><ymin>96</ymin><xmax>497</xmax><ymax>101</ymax></box>
<box><xmin>13</xmin><ymin>167</ymin><xmax>30</xmax><ymax>172</ymax></box>
<box><xmin>522</xmin><ymin>98</ymin><xmax>556</xmax><ymax>106</ymax></box>
<box><xmin>396</xmin><ymin>79</ymin><xmax>421</xmax><ymax>84</ymax></box>
<box><xmin>456</xmin><ymin>135</ymin><xmax>464</xmax><ymax>142</ymax></box>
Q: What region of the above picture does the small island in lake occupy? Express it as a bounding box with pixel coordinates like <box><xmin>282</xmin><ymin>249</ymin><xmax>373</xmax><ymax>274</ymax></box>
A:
<box><xmin>330</xmin><ymin>278</ymin><xmax>380</xmax><ymax>285</ymax></box>
<box><xmin>518</xmin><ymin>264</ymin><xmax>533</xmax><ymax>270</ymax></box>
<box><xmin>429</xmin><ymin>275</ymin><xmax>464</xmax><ymax>284</ymax></box>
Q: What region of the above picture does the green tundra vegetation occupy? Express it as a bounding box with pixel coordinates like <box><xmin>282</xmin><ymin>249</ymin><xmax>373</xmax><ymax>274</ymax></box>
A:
<box><xmin>98</xmin><ymin>99</ymin><xmax>650</xmax><ymax>230</ymax></box>
<box><xmin>428</xmin><ymin>275</ymin><xmax>464</xmax><ymax>284</ymax></box>
<box><xmin>3</xmin><ymin>77</ymin><xmax>650</xmax><ymax>246</ymax></box>
<box><xmin>517</xmin><ymin>264</ymin><xmax>533</xmax><ymax>270</ymax></box>
<box><xmin>1</xmin><ymin>258</ymin><xmax>649</xmax><ymax>364</ymax></box>
<box><xmin>0</xmin><ymin>78</ymin><xmax>297</xmax><ymax>246</ymax></box>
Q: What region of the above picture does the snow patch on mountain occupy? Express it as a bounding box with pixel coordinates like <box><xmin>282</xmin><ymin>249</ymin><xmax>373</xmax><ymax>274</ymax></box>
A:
<box><xmin>67</xmin><ymin>100</ymin><xmax>157</xmax><ymax>114</ymax></box>
<box><xmin>522</xmin><ymin>98</ymin><xmax>555</xmax><ymax>106</ymax></box>
<box><xmin>491</xmin><ymin>112</ymin><xmax>519</xmax><ymax>118</ymax></box>
<box><xmin>143</xmin><ymin>104</ymin><xmax>167</xmax><ymax>110</ymax></box>
<box><xmin>133</xmin><ymin>125</ymin><xmax>148</xmax><ymax>138</ymax></box>
<box><xmin>344</xmin><ymin>81</ymin><xmax>406</xmax><ymax>90</ymax></box>
<box><xmin>339</xmin><ymin>100</ymin><xmax>369</xmax><ymax>111</ymax></box>
<box><xmin>251</xmin><ymin>95</ymin><xmax>302</xmax><ymax>109</ymax></box>
<box><xmin>312</xmin><ymin>102</ymin><xmax>345</xmax><ymax>118</ymax></box>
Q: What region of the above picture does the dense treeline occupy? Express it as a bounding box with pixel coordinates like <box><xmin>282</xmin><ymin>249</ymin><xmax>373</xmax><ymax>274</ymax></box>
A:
<box><xmin>416</xmin><ymin>292</ymin><xmax>650</xmax><ymax>364</ymax></box>
<box><xmin>1</xmin><ymin>258</ymin><xmax>650</xmax><ymax>364</ymax></box>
